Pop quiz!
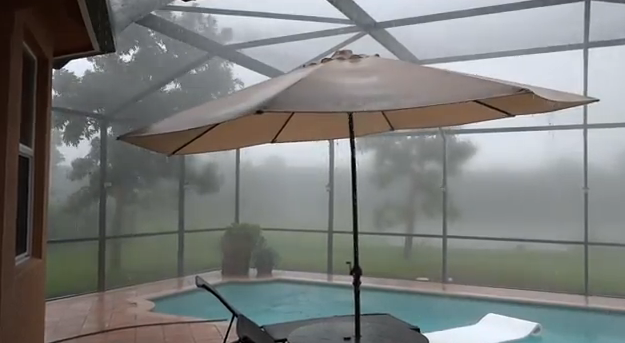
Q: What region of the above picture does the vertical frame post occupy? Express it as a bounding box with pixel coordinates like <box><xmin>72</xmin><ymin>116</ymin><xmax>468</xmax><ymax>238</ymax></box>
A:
<box><xmin>235</xmin><ymin>149</ymin><xmax>241</xmax><ymax>224</ymax></box>
<box><xmin>582</xmin><ymin>0</ymin><xmax>591</xmax><ymax>296</ymax></box>
<box><xmin>441</xmin><ymin>130</ymin><xmax>448</xmax><ymax>284</ymax></box>
<box><xmin>97</xmin><ymin>120</ymin><xmax>108</xmax><ymax>291</ymax></box>
<box><xmin>327</xmin><ymin>140</ymin><xmax>335</xmax><ymax>278</ymax></box>
<box><xmin>177</xmin><ymin>156</ymin><xmax>186</xmax><ymax>277</ymax></box>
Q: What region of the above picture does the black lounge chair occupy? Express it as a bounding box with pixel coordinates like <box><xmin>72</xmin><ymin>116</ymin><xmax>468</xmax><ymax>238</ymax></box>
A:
<box><xmin>195</xmin><ymin>276</ymin><xmax>276</xmax><ymax>343</ymax></box>
<box><xmin>194</xmin><ymin>276</ymin><xmax>425</xmax><ymax>343</ymax></box>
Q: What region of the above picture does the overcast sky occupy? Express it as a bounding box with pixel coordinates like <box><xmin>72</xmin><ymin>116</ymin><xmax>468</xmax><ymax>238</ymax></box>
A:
<box><xmin>57</xmin><ymin>0</ymin><xmax>625</xmax><ymax>171</ymax></box>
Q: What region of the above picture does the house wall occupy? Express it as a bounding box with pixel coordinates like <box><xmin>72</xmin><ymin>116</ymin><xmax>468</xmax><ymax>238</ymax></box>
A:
<box><xmin>0</xmin><ymin>8</ymin><xmax>53</xmax><ymax>343</ymax></box>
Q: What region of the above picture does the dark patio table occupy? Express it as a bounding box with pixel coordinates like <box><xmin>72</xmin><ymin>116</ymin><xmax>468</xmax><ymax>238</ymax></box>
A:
<box><xmin>263</xmin><ymin>314</ymin><xmax>429</xmax><ymax>343</ymax></box>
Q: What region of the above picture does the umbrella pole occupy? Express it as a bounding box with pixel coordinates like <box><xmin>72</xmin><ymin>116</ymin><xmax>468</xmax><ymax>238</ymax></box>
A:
<box><xmin>347</xmin><ymin>112</ymin><xmax>362</xmax><ymax>341</ymax></box>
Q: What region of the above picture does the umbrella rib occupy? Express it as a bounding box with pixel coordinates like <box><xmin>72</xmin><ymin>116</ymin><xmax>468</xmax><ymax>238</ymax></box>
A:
<box><xmin>170</xmin><ymin>124</ymin><xmax>219</xmax><ymax>155</ymax></box>
<box><xmin>473</xmin><ymin>100</ymin><xmax>514</xmax><ymax>117</ymax></box>
<box><xmin>381</xmin><ymin>111</ymin><xmax>395</xmax><ymax>131</ymax></box>
<box><xmin>271</xmin><ymin>112</ymin><xmax>295</xmax><ymax>143</ymax></box>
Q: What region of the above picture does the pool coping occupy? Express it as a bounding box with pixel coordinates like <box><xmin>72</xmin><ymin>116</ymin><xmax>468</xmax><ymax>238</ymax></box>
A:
<box><xmin>133</xmin><ymin>270</ymin><xmax>625</xmax><ymax>321</ymax></box>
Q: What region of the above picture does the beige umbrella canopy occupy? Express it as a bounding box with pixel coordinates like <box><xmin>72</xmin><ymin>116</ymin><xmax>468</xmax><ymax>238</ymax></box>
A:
<box><xmin>119</xmin><ymin>50</ymin><xmax>596</xmax><ymax>156</ymax></box>
<box><xmin>118</xmin><ymin>50</ymin><xmax>596</xmax><ymax>342</ymax></box>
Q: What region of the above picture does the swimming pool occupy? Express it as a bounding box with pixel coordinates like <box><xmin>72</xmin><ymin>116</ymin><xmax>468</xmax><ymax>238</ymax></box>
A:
<box><xmin>152</xmin><ymin>281</ymin><xmax>625</xmax><ymax>343</ymax></box>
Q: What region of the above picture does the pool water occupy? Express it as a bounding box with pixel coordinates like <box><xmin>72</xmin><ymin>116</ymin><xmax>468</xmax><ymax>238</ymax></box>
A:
<box><xmin>152</xmin><ymin>281</ymin><xmax>625</xmax><ymax>343</ymax></box>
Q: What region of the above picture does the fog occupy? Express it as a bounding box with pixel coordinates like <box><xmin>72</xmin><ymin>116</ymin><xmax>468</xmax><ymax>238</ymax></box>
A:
<box><xmin>51</xmin><ymin>131</ymin><xmax>625</xmax><ymax>248</ymax></box>
<box><xmin>213</xmin><ymin>139</ymin><xmax>624</xmax><ymax>244</ymax></box>
<box><xmin>50</xmin><ymin>1</ymin><xmax>625</xmax><ymax>251</ymax></box>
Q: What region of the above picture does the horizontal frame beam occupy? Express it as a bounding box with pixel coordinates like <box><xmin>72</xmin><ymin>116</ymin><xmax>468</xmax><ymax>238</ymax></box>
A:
<box><xmin>327</xmin><ymin>0</ymin><xmax>420</xmax><ymax>62</ymax></box>
<box><xmin>48</xmin><ymin>237</ymin><xmax>100</xmax><ymax>244</ymax></box>
<box><xmin>421</xmin><ymin>38</ymin><xmax>625</xmax><ymax>65</ymax></box>
<box><xmin>332</xmin><ymin>230</ymin><xmax>585</xmax><ymax>245</ymax></box>
<box><xmin>49</xmin><ymin>227</ymin><xmax>625</xmax><ymax>248</ymax></box>
<box><xmin>156</xmin><ymin>0</ymin><xmax>584</xmax><ymax>53</ymax></box>
<box><xmin>214</xmin><ymin>0</ymin><xmax>618</xmax><ymax>60</ymax></box>
<box><xmin>161</xmin><ymin>0</ymin><xmax>582</xmax><ymax>33</ymax></box>
<box><xmin>138</xmin><ymin>14</ymin><xmax>284</xmax><ymax>77</ymax></box>
<box><xmin>48</xmin><ymin>228</ymin><xmax>227</xmax><ymax>244</ymax></box>
<box><xmin>377</xmin><ymin>0</ymin><xmax>582</xmax><ymax>30</ymax></box>
<box><xmin>192</xmin><ymin>0</ymin><xmax>621</xmax><ymax>60</ymax></box>
<box><xmin>161</xmin><ymin>5</ymin><xmax>354</xmax><ymax>25</ymax></box>
<box><xmin>228</xmin><ymin>26</ymin><xmax>362</xmax><ymax>50</ymax></box>
<box><xmin>379</xmin><ymin>121</ymin><xmax>625</xmax><ymax>138</ymax></box>
<box><xmin>51</xmin><ymin>106</ymin><xmax>106</xmax><ymax>121</ymax></box>
<box><xmin>109</xmin><ymin>53</ymin><xmax>214</xmax><ymax>119</ymax></box>
<box><xmin>156</xmin><ymin>0</ymin><xmax>586</xmax><ymax>55</ymax></box>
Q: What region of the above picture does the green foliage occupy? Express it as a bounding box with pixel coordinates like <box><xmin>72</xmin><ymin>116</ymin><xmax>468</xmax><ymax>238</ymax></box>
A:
<box><xmin>220</xmin><ymin>223</ymin><xmax>263</xmax><ymax>250</ymax></box>
<box><xmin>50</xmin><ymin>129</ymin><xmax>65</xmax><ymax>170</ymax></box>
<box><xmin>252</xmin><ymin>236</ymin><xmax>279</xmax><ymax>276</ymax></box>
<box><xmin>220</xmin><ymin>223</ymin><xmax>265</xmax><ymax>277</ymax></box>
<box><xmin>48</xmin><ymin>129</ymin><xmax>99</xmax><ymax>240</ymax></box>
<box><xmin>53</xmin><ymin>15</ymin><xmax>237</xmax><ymax>205</ymax></box>
<box><xmin>49</xmin><ymin>129</ymin><xmax>69</xmax><ymax>204</ymax></box>
<box><xmin>51</xmin><ymin>11</ymin><xmax>240</xmax><ymax>265</ymax></box>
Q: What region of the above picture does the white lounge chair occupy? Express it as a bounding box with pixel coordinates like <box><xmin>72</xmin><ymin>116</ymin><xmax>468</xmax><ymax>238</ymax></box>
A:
<box><xmin>424</xmin><ymin>313</ymin><xmax>542</xmax><ymax>343</ymax></box>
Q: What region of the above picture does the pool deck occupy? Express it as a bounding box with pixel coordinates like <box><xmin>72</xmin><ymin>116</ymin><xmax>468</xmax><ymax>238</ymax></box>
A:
<box><xmin>46</xmin><ymin>270</ymin><xmax>625</xmax><ymax>343</ymax></box>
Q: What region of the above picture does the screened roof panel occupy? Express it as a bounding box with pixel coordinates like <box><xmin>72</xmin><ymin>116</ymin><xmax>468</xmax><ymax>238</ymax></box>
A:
<box><xmin>169</xmin><ymin>0</ymin><xmax>348</xmax><ymax>19</ymax></box>
<box><xmin>231</xmin><ymin>63</ymin><xmax>270</xmax><ymax>88</ymax></box>
<box><xmin>109</xmin><ymin>0</ymin><xmax>172</xmax><ymax>34</ymax></box>
<box><xmin>590</xmin><ymin>1</ymin><xmax>625</xmax><ymax>41</ymax></box>
<box><xmin>108</xmin><ymin>0</ymin><xmax>126</xmax><ymax>32</ymax></box>
<box><xmin>142</xmin><ymin>24</ymin><xmax>207</xmax><ymax>59</ymax></box>
<box><xmin>111</xmin><ymin>82</ymin><xmax>177</xmax><ymax>126</ymax></box>
<box><xmin>52</xmin><ymin>22</ymin><xmax>209</xmax><ymax>114</ymax></box>
<box><xmin>240</xmin><ymin>33</ymin><xmax>359</xmax><ymax>72</ymax></box>
<box><xmin>107</xmin><ymin>57</ymin><xmax>263</xmax><ymax>123</ymax></box>
<box><xmin>354</xmin><ymin>0</ymin><xmax>527</xmax><ymax>21</ymax></box>
<box><xmin>155</xmin><ymin>11</ymin><xmax>350</xmax><ymax>45</ymax></box>
<box><xmin>387</xmin><ymin>3</ymin><xmax>584</xmax><ymax>60</ymax></box>
<box><xmin>56</xmin><ymin>0</ymin><xmax>625</xmax><ymax>129</ymax></box>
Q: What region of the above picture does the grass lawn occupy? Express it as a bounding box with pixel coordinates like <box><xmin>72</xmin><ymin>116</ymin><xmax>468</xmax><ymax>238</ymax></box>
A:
<box><xmin>46</xmin><ymin>231</ymin><xmax>625</xmax><ymax>299</ymax></box>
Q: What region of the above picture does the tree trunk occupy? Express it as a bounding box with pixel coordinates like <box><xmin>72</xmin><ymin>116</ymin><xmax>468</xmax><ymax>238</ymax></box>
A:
<box><xmin>110</xmin><ymin>188</ymin><xmax>128</xmax><ymax>270</ymax></box>
<box><xmin>403</xmin><ymin>186</ymin><xmax>419</xmax><ymax>259</ymax></box>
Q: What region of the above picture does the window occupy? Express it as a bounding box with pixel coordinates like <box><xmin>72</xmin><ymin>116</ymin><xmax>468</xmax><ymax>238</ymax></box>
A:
<box><xmin>16</xmin><ymin>44</ymin><xmax>37</xmax><ymax>262</ymax></box>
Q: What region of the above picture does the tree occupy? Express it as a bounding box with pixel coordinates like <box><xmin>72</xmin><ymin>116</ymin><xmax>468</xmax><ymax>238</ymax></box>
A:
<box><xmin>49</xmin><ymin>129</ymin><xmax>66</xmax><ymax>201</ymax></box>
<box><xmin>48</xmin><ymin>129</ymin><xmax>72</xmax><ymax>239</ymax></box>
<box><xmin>361</xmin><ymin>134</ymin><xmax>476</xmax><ymax>259</ymax></box>
<box><xmin>52</xmin><ymin>11</ymin><xmax>241</xmax><ymax>271</ymax></box>
<box><xmin>50</xmin><ymin>129</ymin><xmax>65</xmax><ymax>172</ymax></box>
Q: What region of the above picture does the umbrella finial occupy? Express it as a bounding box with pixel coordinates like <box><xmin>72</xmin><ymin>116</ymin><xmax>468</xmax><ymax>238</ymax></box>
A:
<box><xmin>331</xmin><ymin>49</ymin><xmax>354</xmax><ymax>59</ymax></box>
<box><xmin>302</xmin><ymin>50</ymin><xmax>380</xmax><ymax>68</ymax></box>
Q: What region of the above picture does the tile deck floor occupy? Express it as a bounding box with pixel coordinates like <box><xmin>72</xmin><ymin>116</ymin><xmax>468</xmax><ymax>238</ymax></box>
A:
<box><xmin>46</xmin><ymin>271</ymin><xmax>625</xmax><ymax>343</ymax></box>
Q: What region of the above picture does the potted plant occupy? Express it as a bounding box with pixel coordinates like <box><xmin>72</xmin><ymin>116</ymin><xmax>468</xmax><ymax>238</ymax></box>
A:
<box><xmin>220</xmin><ymin>223</ymin><xmax>262</xmax><ymax>278</ymax></box>
<box><xmin>253</xmin><ymin>239</ymin><xmax>278</xmax><ymax>278</ymax></box>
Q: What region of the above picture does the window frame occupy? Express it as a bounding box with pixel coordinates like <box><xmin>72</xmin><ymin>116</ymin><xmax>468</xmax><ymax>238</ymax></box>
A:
<box><xmin>15</xmin><ymin>42</ymin><xmax>37</xmax><ymax>264</ymax></box>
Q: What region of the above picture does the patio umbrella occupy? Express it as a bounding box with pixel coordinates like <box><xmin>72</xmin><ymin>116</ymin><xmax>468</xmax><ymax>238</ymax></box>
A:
<box><xmin>118</xmin><ymin>50</ymin><xmax>596</xmax><ymax>341</ymax></box>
